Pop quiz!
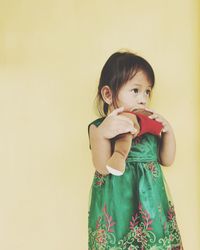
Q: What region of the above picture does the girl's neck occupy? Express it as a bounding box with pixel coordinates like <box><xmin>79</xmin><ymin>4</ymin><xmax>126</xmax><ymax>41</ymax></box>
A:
<box><xmin>107</xmin><ymin>104</ymin><xmax>115</xmax><ymax>115</ymax></box>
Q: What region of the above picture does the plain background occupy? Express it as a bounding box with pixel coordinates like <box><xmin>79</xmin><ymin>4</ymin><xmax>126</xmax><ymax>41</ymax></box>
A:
<box><xmin>0</xmin><ymin>0</ymin><xmax>199</xmax><ymax>249</ymax></box>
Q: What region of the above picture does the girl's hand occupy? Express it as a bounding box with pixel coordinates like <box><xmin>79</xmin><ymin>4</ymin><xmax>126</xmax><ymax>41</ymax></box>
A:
<box><xmin>144</xmin><ymin>108</ymin><xmax>171</xmax><ymax>133</ymax></box>
<box><xmin>98</xmin><ymin>107</ymin><xmax>137</xmax><ymax>139</ymax></box>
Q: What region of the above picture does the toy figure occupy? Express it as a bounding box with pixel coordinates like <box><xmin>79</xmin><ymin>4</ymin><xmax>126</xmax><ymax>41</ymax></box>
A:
<box><xmin>106</xmin><ymin>109</ymin><xmax>164</xmax><ymax>175</ymax></box>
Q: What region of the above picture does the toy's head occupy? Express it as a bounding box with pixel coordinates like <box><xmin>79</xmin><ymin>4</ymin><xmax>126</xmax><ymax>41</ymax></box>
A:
<box><xmin>132</xmin><ymin>108</ymin><xmax>153</xmax><ymax>117</ymax></box>
<box><xmin>132</xmin><ymin>108</ymin><xmax>163</xmax><ymax>137</ymax></box>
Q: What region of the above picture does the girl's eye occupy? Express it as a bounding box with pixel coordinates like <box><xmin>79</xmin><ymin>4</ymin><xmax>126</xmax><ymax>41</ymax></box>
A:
<box><xmin>131</xmin><ymin>88</ymin><xmax>138</xmax><ymax>94</ymax></box>
<box><xmin>146</xmin><ymin>90</ymin><xmax>151</xmax><ymax>95</ymax></box>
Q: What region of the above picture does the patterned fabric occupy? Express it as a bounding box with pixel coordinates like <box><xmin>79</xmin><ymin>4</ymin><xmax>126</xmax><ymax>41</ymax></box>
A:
<box><xmin>88</xmin><ymin>118</ymin><xmax>183</xmax><ymax>250</ymax></box>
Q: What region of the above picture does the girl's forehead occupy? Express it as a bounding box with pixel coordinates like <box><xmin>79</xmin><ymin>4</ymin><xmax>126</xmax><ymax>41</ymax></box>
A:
<box><xmin>125</xmin><ymin>80</ymin><xmax>152</xmax><ymax>88</ymax></box>
<box><xmin>126</xmin><ymin>70</ymin><xmax>152</xmax><ymax>87</ymax></box>
<box><xmin>130</xmin><ymin>82</ymin><xmax>152</xmax><ymax>88</ymax></box>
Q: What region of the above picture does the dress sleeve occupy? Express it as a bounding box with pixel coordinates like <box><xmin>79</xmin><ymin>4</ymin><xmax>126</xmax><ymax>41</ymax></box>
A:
<box><xmin>87</xmin><ymin>117</ymin><xmax>105</xmax><ymax>150</ymax></box>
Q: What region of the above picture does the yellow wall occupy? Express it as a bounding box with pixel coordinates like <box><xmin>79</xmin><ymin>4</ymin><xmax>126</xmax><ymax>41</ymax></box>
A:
<box><xmin>0</xmin><ymin>0</ymin><xmax>199</xmax><ymax>249</ymax></box>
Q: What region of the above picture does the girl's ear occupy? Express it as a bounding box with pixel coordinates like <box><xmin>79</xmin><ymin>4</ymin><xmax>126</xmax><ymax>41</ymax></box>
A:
<box><xmin>101</xmin><ymin>85</ymin><xmax>113</xmax><ymax>105</ymax></box>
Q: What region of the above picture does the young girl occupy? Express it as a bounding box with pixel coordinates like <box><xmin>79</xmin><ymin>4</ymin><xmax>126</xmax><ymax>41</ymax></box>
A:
<box><xmin>87</xmin><ymin>51</ymin><xmax>183</xmax><ymax>249</ymax></box>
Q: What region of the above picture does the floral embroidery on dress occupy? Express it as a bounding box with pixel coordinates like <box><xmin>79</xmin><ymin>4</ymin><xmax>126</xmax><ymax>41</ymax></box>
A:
<box><xmin>145</xmin><ymin>162</ymin><xmax>160</xmax><ymax>179</ymax></box>
<box><xmin>133</xmin><ymin>136</ymin><xmax>142</xmax><ymax>145</ymax></box>
<box><xmin>117</xmin><ymin>203</ymin><xmax>155</xmax><ymax>249</ymax></box>
<box><xmin>88</xmin><ymin>202</ymin><xmax>182</xmax><ymax>250</ymax></box>
<box><xmin>93</xmin><ymin>171</ymin><xmax>106</xmax><ymax>187</ymax></box>
<box><xmin>89</xmin><ymin>204</ymin><xmax>116</xmax><ymax>249</ymax></box>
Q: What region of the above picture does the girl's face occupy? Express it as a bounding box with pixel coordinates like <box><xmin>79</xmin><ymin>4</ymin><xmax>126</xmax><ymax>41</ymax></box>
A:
<box><xmin>110</xmin><ymin>70</ymin><xmax>152</xmax><ymax>112</ymax></box>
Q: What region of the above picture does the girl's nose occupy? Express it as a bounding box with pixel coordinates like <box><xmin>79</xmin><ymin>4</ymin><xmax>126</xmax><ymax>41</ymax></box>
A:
<box><xmin>138</xmin><ymin>95</ymin><xmax>147</xmax><ymax>105</ymax></box>
<box><xmin>139</xmin><ymin>100</ymin><xmax>146</xmax><ymax>105</ymax></box>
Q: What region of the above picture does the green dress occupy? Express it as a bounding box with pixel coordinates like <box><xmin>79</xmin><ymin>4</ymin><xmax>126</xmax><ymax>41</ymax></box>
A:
<box><xmin>88</xmin><ymin>117</ymin><xmax>183</xmax><ymax>250</ymax></box>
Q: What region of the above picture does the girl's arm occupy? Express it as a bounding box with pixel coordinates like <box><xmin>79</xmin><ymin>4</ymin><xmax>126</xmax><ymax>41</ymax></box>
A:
<box><xmin>158</xmin><ymin>125</ymin><xmax>176</xmax><ymax>167</ymax></box>
<box><xmin>145</xmin><ymin>108</ymin><xmax>176</xmax><ymax>167</ymax></box>
<box><xmin>89</xmin><ymin>124</ymin><xmax>111</xmax><ymax>175</ymax></box>
<box><xmin>88</xmin><ymin>107</ymin><xmax>137</xmax><ymax>175</ymax></box>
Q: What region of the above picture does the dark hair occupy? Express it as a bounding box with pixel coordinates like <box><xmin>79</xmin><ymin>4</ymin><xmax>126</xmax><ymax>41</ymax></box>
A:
<box><xmin>95</xmin><ymin>51</ymin><xmax>155</xmax><ymax>117</ymax></box>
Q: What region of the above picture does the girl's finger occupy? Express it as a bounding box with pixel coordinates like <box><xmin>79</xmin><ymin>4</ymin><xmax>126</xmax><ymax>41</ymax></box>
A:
<box><xmin>162</xmin><ymin>127</ymin><xmax>168</xmax><ymax>133</ymax></box>
<box><xmin>149</xmin><ymin>113</ymin><xmax>158</xmax><ymax>119</ymax></box>
<box><xmin>130</xmin><ymin>130</ymin><xmax>138</xmax><ymax>135</ymax></box>
<box><xmin>118</xmin><ymin>118</ymin><xmax>137</xmax><ymax>132</ymax></box>
<box><xmin>117</xmin><ymin>115</ymin><xmax>133</xmax><ymax>125</ymax></box>
<box><xmin>144</xmin><ymin>107</ymin><xmax>155</xmax><ymax>113</ymax></box>
<box><xmin>124</xmin><ymin>127</ymin><xmax>137</xmax><ymax>134</ymax></box>
<box><xmin>155</xmin><ymin>118</ymin><xmax>163</xmax><ymax>122</ymax></box>
<box><xmin>108</xmin><ymin>107</ymin><xmax>124</xmax><ymax>116</ymax></box>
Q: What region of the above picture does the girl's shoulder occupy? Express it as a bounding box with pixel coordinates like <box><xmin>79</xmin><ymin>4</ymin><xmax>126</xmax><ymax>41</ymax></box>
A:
<box><xmin>87</xmin><ymin>117</ymin><xmax>106</xmax><ymax>135</ymax></box>
<box><xmin>87</xmin><ymin>117</ymin><xmax>106</xmax><ymax>150</ymax></box>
